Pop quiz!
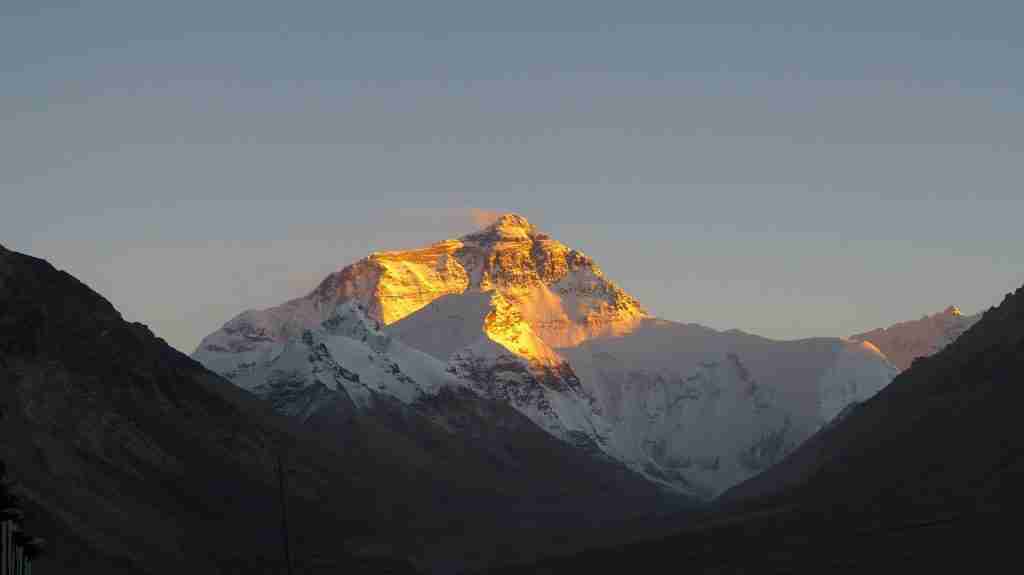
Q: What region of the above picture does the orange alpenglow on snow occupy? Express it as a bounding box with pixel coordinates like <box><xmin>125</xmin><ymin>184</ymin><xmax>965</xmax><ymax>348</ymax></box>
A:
<box><xmin>851</xmin><ymin>305</ymin><xmax>979</xmax><ymax>371</ymax></box>
<box><xmin>310</xmin><ymin>213</ymin><xmax>649</xmax><ymax>362</ymax></box>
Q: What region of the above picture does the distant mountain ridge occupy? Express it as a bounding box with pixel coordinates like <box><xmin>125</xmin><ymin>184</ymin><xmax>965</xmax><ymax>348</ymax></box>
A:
<box><xmin>195</xmin><ymin>214</ymin><xmax>898</xmax><ymax>497</ymax></box>
<box><xmin>851</xmin><ymin>305</ymin><xmax>981</xmax><ymax>371</ymax></box>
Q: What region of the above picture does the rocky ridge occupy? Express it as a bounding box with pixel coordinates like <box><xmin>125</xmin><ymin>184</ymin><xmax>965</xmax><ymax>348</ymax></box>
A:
<box><xmin>851</xmin><ymin>305</ymin><xmax>981</xmax><ymax>371</ymax></box>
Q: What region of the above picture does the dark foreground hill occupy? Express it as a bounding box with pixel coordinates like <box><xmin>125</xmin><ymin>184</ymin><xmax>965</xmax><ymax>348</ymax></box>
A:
<box><xmin>493</xmin><ymin>284</ymin><xmax>1024</xmax><ymax>573</ymax></box>
<box><xmin>0</xmin><ymin>244</ymin><xmax>422</xmax><ymax>573</ymax></box>
<box><xmin>0</xmin><ymin>245</ymin><xmax>683</xmax><ymax>574</ymax></box>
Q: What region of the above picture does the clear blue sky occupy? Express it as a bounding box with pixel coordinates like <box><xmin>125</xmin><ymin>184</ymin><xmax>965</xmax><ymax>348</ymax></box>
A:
<box><xmin>3</xmin><ymin>1</ymin><xmax>1023</xmax><ymax>352</ymax></box>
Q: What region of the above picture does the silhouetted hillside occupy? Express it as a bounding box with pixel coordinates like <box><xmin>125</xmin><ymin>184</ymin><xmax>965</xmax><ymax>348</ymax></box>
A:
<box><xmin>0</xmin><ymin>245</ymin><xmax>425</xmax><ymax>573</ymax></box>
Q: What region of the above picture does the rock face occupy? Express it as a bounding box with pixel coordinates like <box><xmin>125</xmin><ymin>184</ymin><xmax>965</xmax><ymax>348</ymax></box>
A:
<box><xmin>195</xmin><ymin>214</ymin><xmax>899</xmax><ymax>498</ymax></box>
<box><xmin>851</xmin><ymin>305</ymin><xmax>981</xmax><ymax>371</ymax></box>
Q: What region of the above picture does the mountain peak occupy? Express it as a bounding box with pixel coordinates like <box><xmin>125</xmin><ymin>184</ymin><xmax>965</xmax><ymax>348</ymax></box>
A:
<box><xmin>464</xmin><ymin>213</ymin><xmax>536</xmax><ymax>241</ymax></box>
<box><xmin>851</xmin><ymin>304</ymin><xmax>980</xmax><ymax>371</ymax></box>
<box><xmin>490</xmin><ymin>212</ymin><xmax>533</xmax><ymax>228</ymax></box>
<box><xmin>201</xmin><ymin>211</ymin><xmax>648</xmax><ymax>362</ymax></box>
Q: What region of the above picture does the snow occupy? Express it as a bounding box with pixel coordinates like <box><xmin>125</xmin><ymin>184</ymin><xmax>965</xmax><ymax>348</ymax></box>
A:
<box><xmin>560</xmin><ymin>320</ymin><xmax>896</xmax><ymax>496</ymax></box>
<box><xmin>194</xmin><ymin>301</ymin><xmax>465</xmax><ymax>413</ymax></box>
<box><xmin>385</xmin><ymin>292</ymin><xmax>492</xmax><ymax>361</ymax></box>
<box><xmin>818</xmin><ymin>340</ymin><xmax>899</xmax><ymax>422</ymax></box>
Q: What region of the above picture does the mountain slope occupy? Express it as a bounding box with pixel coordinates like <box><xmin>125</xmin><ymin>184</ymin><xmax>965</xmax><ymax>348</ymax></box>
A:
<box><xmin>195</xmin><ymin>214</ymin><xmax>898</xmax><ymax>498</ymax></box>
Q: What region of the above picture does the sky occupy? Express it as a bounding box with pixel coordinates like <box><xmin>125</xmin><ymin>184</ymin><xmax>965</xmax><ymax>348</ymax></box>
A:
<box><xmin>3</xmin><ymin>1</ymin><xmax>1023</xmax><ymax>353</ymax></box>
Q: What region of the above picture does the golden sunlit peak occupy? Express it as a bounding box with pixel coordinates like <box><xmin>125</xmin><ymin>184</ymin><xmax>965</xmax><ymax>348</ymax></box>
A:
<box><xmin>486</xmin><ymin>213</ymin><xmax>534</xmax><ymax>232</ymax></box>
<box><xmin>488</xmin><ymin>213</ymin><xmax>533</xmax><ymax>228</ymax></box>
<box><xmin>465</xmin><ymin>213</ymin><xmax>536</xmax><ymax>241</ymax></box>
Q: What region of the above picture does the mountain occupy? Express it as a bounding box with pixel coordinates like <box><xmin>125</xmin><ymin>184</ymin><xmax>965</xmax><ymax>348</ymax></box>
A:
<box><xmin>0</xmin><ymin>244</ymin><xmax>684</xmax><ymax>574</ymax></box>
<box><xmin>851</xmin><ymin>305</ymin><xmax>981</xmax><ymax>371</ymax></box>
<box><xmin>503</xmin><ymin>284</ymin><xmax>1024</xmax><ymax>572</ymax></box>
<box><xmin>196</xmin><ymin>214</ymin><xmax>897</xmax><ymax>497</ymax></box>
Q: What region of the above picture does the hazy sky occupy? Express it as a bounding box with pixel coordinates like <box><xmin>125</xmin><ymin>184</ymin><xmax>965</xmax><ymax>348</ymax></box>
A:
<box><xmin>3</xmin><ymin>1</ymin><xmax>1023</xmax><ymax>352</ymax></box>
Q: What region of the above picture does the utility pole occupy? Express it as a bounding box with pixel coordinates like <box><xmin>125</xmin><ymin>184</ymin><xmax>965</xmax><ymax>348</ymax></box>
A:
<box><xmin>277</xmin><ymin>452</ymin><xmax>294</xmax><ymax>575</ymax></box>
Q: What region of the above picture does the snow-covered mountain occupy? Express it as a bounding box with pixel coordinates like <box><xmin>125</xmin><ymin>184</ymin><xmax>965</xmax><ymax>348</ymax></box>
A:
<box><xmin>560</xmin><ymin>321</ymin><xmax>895</xmax><ymax>496</ymax></box>
<box><xmin>194</xmin><ymin>214</ymin><xmax>898</xmax><ymax>497</ymax></box>
<box><xmin>197</xmin><ymin>300</ymin><xmax>462</xmax><ymax>416</ymax></box>
<box><xmin>851</xmin><ymin>306</ymin><xmax>981</xmax><ymax>371</ymax></box>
